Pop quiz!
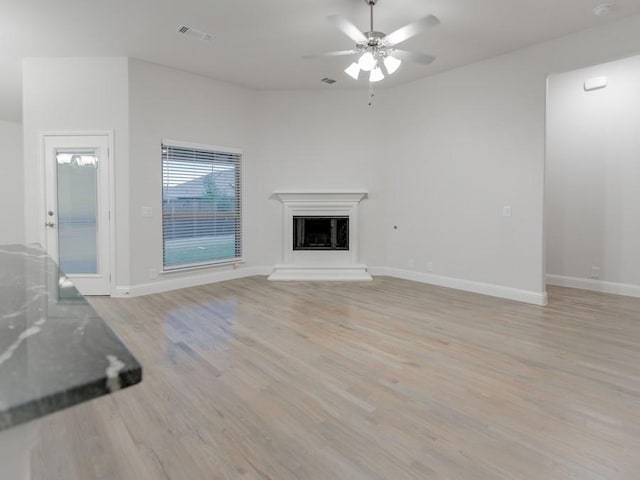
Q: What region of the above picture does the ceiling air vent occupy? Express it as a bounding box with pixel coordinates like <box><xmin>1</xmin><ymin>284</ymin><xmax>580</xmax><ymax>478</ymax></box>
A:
<box><xmin>177</xmin><ymin>25</ymin><xmax>214</xmax><ymax>43</ymax></box>
<box><xmin>321</xmin><ymin>78</ymin><xmax>337</xmax><ymax>84</ymax></box>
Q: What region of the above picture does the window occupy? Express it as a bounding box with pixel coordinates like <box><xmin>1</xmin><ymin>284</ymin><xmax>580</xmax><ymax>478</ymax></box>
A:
<box><xmin>162</xmin><ymin>141</ymin><xmax>242</xmax><ymax>270</ymax></box>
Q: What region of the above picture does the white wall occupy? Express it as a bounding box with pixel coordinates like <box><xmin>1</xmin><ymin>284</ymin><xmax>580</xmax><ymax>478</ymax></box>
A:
<box><xmin>254</xmin><ymin>90</ymin><xmax>385</xmax><ymax>267</ymax></box>
<box><xmin>0</xmin><ymin>120</ymin><xmax>24</xmax><ymax>244</ymax></box>
<box><xmin>22</xmin><ymin>57</ymin><xmax>130</xmax><ymax>286</ymax></box>
<box><xmin>127</xmin><ymin>59</ymin><xmax>259</xmax><ymax>287</ymax></box>
<box><xmin>20</xmin><ymin>57</ymin><xmax>385</xmax><ymax>294</ymax></box>
<box><xmin>127</xmin><ymin>60</ymin><xmax>385</xmax><ymax>289</ymax></box>
<box><xmin>19</xmin><ymin>14</ymin><xmax>640</xmax><ymax>303</ymax></box>
<box><xmin>381</xmin><ymin>14</ymin><xmax>640</xmax><ymax>300</ymax></box>
<box><xmin>546</xmin><ymin>54</ymin><xmax>640</xmax><ymax>290</ymax></box>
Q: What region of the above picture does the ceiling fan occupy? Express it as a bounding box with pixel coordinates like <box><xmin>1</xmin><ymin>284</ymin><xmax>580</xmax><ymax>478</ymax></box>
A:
<box><xmin>304</xmin><ymin>0</ymin><xmax>439</xmax><ymax>83</ymax></box>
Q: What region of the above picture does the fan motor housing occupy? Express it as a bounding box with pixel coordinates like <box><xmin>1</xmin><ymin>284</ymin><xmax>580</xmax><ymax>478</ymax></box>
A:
<box><xmin>365</xmin><ymin>31</ymin><xmax>387</xmax><ymax>47</ymax></box>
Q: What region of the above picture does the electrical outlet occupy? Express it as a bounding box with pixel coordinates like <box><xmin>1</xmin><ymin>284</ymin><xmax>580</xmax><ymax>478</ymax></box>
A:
<box><xmin>149</xmin><ymin>268</ymin><xmax>158</xmax><ymax>279</ymax></box>
<box><xmin>408</xmin><ymin>258</ymin><xmax>415</xmax><ymax>268</ymax></box>
<box><xmin>426</xmin><ymin>261</ymin><xmax>433</xmax><ymax>272</ymax></box>
<box><xmin>141</xmin><ymin>206</ymin><xmax>153</xmax><ymax>217</ymax></box>
<box><xmin>591</xmin><ymin>267</ymin><xmax>601</xmax><ymax>279</ymax></box>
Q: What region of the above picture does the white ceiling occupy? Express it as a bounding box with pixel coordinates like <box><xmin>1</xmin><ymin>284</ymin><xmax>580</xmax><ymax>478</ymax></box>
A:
<box><xmin>2</xmin><ymin>0</ymin><xmax>640</xmax><ymax>121</ymax></box>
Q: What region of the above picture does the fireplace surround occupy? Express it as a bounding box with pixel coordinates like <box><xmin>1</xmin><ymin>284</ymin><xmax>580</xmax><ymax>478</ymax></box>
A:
<box><xmin>268</xmin><ymin>191</ymin><xmax>372</xmax><ymax>281</ymax></box>
<box><xmin>293</xmin><ymin>216</ymin><xmax>349</xmax><ymax>251</ymax></box>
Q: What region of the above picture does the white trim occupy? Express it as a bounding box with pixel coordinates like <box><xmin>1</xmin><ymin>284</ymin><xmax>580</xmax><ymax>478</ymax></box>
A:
<box><xmin>281</xmin><ymin>204</ymin><xmax>359</xmax><ymax>265</ymax></box>
<box><xmin>162</xmin><ymin>257</ymin><xmax>244</xmax><ymax>273</ymax></box>
<box><xmin>38</xmin><ymin>130</ymin><xmax>116</xmax><ymax>296</ymax></box>
<box><xmin>112</xmin><ymin>265</ymin><xmax>273</xmax><ymax>298</ymax></box>
<box><xmin>546</xmin><ymin>274</ymin><xmax>640</xmax><ymax>298</ymax></box>
<box><xmin>272</xmin><ymin>190</ymin><xmax>367</xmax><ymax>203</ymax></box>
<box><xmin>113</xmin><ymin>263</ymin><xmax>548</xmax><ymax>304</ymax></box>
<box><xmin>271</xmin><ymin>190</ymin><xmax>369</xmax><ymax>281</ymax></box>
<box><xmin>369</xmin><ymin>266</ymin><xmax>548</xmax><ymax>306</ymax></box>
<box><xmin>107</xmin><ymin>133</ymin><xmax>116</xmax><ymax>297</ymax></box>
<box><xmin>162</xmin><ymin>139</ymin><xmax>243</xmax><ymax>155</ymax></box>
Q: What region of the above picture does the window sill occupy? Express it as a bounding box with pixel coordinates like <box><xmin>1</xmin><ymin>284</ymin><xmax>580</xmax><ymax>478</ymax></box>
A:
<box><xmin>162</xmin><ymin>258</ymin><xmax>244</xmax><ymax>274</ymax></box>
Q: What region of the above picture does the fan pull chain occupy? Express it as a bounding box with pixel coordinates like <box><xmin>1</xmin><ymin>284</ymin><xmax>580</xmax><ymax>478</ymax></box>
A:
<box><xmin>368</xmin><ymin>82</ymin><xmax>375</xmax><ymax>106</ymax></box>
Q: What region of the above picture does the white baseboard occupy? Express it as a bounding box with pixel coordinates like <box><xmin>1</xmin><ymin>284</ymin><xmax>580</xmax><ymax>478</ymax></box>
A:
<box><xmin>112</xmin><ymin>263</ymin><xmax>548</xmax><ymax>306</ymax></box>
<box><xmin>368</xmin><ymin>266</ymin><xmax>548</xmax><ymax>306</ymax></box>
<box><xmin>112</xmin><ymin>265</ymin><xmax>273</xmax><ymax>298</ymax></box>
<box><xmin>546</xmin><ymin>274</ymin><xmax>640</xmax><ymax>298</ymax></box>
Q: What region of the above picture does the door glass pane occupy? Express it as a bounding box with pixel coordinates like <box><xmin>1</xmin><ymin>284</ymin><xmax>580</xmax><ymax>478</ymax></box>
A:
<box><xmin>56</xmin><ymin>150</ymin><xmax>99</xmax><ymax>274</ymax></box>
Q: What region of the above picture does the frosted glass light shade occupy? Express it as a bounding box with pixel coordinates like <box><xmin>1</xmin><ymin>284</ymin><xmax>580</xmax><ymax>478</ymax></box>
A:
<box><xmin>369</xmin><ymin>66</ymin><xmax>384</xmax><ymax>83</ymax></box>
<box><xmin>383</xmin><ymin>55</ymin><xmax>402</xmax><ymax>74</ymax></box>
<box><xmin>358</xmin><ymin>52</ymin><xmax>376</xmax><ymax>72</ymax></box>
<box><xmin>344</xmin><ymin>62</ymin><xmax>361</xmax><ymax>80</ymax></box>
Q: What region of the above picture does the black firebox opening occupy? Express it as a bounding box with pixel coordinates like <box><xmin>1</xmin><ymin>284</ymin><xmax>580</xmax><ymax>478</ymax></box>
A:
<box><xmin>293</xmin><ymin>216</ymin><xmax>349</xmax><ymax>250</ymax></box>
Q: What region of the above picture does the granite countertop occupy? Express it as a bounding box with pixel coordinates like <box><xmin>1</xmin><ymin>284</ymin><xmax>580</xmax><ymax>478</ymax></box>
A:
<box><xmin>0</xmin><ymin>244</ymin><xmax>142</xmax><ymax>431</ymax></box>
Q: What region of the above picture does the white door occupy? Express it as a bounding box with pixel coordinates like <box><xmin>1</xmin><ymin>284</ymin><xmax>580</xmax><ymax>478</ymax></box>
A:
<box><xmin>44</xmin><ymin>134</ymin><xmax>111</xmax><ymax>295</ymax></box>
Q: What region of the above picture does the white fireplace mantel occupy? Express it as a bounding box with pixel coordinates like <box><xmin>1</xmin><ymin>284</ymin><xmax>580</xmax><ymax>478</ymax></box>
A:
<box><xmin>271</xmin><ymin>190</ymin><xmax>368</xmax><ymax>203</ymax></box>
<box><xmin>268</xmin><ymin>190</ymin><xmax>372</xmax><ymax>281</ymax></box>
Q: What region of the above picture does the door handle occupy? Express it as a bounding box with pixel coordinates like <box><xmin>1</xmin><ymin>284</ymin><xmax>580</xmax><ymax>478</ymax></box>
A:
<box><xmin>45</xmin><ymin>222</ymin><xmax>56</xmax><ymax>228</ymax></box>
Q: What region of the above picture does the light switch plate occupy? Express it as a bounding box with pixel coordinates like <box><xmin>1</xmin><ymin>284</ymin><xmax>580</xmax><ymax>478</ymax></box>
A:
<box><xmin>141</xmin><ymin>206</ymin><xmax>153</xmax><ymax>217</ymax></box>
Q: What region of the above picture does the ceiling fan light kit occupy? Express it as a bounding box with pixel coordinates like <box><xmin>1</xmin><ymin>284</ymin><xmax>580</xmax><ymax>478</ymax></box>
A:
<box><xmin>306</xmin><ymin>0</ymin><xmax>439</xmax><ymax>89</ymax></box>
<box><xmin>345</xmin><ymin>62</ymin><xmax>361</xmax><ymax>80</ymax></box>
<box><xmin>357</xmin><ymin>51</ymin><xmax>377</xmax><ymax>71</ymax></box>
<box><xmin>383</xmin><ymin>55</ymin><xmax>402</xmax><ymax>74</ymax></box>
<box><xmin>369</xmin><ymin>66</ymin><xmax>385</xmax><ymax>82</ymax></box>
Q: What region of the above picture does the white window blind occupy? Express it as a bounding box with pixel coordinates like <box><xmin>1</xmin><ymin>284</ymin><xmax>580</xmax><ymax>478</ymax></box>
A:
<box><xmin>162</xmin><ymin>142</ymin><xmax>242</xmax><ymax>270</ymax></box>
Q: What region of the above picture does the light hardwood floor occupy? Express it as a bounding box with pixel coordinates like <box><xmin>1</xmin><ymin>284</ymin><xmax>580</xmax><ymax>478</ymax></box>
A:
<box><xmin>32</xmin><ymin>277</ymin><xmax>640</xmax><ymax>480</ymax></box>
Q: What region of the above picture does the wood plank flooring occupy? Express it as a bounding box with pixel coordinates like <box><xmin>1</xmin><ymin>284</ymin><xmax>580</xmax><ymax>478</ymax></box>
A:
<box><xmin>31</xmin><ymin>277</ymin><xmax>640</xmax><ymax>479</ymax></box>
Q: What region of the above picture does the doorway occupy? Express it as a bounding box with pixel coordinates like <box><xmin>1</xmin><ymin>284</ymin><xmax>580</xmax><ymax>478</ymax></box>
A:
<box><xmin>545</xmin><ymin>54</ymin><xmax>640</xmax><ymax>297</ymax></box>
<box><xmin>42</xmin><ymin>133</ymin><xmax>112</xmax><ymax>295</ymax></box>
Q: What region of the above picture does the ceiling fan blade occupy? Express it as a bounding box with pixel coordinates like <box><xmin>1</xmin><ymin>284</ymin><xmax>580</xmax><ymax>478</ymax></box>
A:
<box><xmin>302</xmin><ymin>50</ymin><xmax>357</xmax><ymax>60</ymax></box>
<box><xmin>393</xmin><ymin>50</ymin><xmax>436</xmax><ymax>65</ymax></box>
<box><xmin>327</xmin><ymin>15</ymin><xmax>367</xmax><ymax>43</ymax></box>
<box><xmin>384</xmin><ymin>15</ymin><xmax>440</xmax><ymax>46</ymax></box>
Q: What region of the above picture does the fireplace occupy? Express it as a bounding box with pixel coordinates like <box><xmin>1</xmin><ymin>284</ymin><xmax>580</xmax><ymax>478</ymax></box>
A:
<box><xmin>269</xmin><ymin>191</ymin><xmax>372</xmax><ymax>281</ymax></box>
<box><xmin>293</xmin><ymin>216</ymin><xmax>349</xmax><ymax>251</ymax></box>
